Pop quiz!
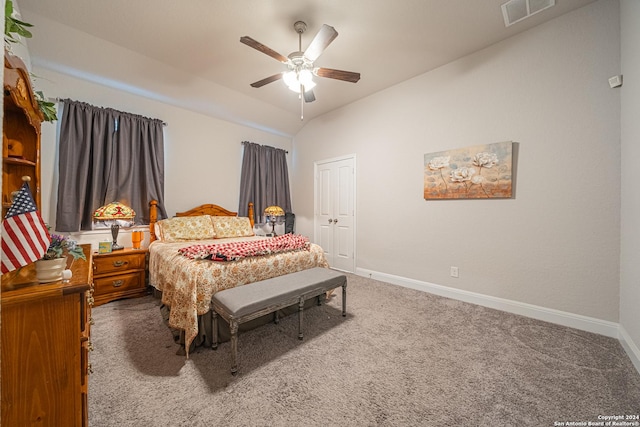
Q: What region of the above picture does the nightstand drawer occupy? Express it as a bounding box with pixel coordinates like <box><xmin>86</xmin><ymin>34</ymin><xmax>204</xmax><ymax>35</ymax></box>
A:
<box><xmin>93</xmin><ymin>252</ymin><xmax>145</xmax><ymax>275</ymax></box>
<box><xmin>93</xmin><ymin>271</ymin><xmax>144</xmax><ymax>296</ymax></box>
<box><xmin>92</xmin><ymin>247</ymin><xmax>148</xmax><ymax>306</ymax></box>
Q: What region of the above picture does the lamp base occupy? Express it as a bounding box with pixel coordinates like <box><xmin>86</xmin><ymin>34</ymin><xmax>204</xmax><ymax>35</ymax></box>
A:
<box><xmin>111</xmin><ymin>223</ymin><xmax>124</xmax><ymax>250</ymax></box>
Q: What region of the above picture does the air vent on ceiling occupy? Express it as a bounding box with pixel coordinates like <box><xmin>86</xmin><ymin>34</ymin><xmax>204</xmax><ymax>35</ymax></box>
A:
<box><xmin>501</xmin><ymin>0</ymin><xmax>555</xmax><ymax>27</ymax></box>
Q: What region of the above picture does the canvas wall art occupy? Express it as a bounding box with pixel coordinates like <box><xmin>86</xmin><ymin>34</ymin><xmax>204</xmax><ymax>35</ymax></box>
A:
<box><xmin>424</xmin><ymin>141</ymin><xmax>513</xmax><ymax>200</ymax></box>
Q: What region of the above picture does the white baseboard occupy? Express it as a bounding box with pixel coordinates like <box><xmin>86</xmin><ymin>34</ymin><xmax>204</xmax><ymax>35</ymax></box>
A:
<box><xmin>355</xmin><ymin>268</ymin><xmax>640</xmax><ymax>375</ymax></box>
<box><xmin>619</xmin><ymin>326</ymin><xmax>640</xmax><ymax>374</ymax></box>
<box><xmin>355</xmin><ymin>268</ymin><xmax>621</xmax><ymax>337</ymax></box>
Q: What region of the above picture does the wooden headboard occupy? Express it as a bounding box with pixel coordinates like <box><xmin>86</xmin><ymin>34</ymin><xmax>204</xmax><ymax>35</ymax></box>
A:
<box><xmin>149</xmin><ymin>200</ymin><xmax>254</xmax><ymax>243</ymax></box>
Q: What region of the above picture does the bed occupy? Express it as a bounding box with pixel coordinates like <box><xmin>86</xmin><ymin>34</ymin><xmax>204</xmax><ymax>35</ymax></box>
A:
<box><xmin>147</xmin><ymin>201</ymin><xmax>329</xmax><ymax>356</ymax></box>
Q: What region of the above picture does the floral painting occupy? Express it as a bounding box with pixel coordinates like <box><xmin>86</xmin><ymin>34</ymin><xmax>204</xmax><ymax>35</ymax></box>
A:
<box><xmin>424</xmin><ymin>141</ymin><xmax>513</xmax><ymax>200</ymax></box>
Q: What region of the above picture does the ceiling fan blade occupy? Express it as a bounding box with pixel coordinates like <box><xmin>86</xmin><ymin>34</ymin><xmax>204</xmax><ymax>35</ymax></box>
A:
<box><xmin>250</xmin><ymin>73</ymin><xmax>284</xmax><ymax>88</ymax></box>
<box><xmin>303</xmin><ymin>24</ymin><xmax>338</xmax><ymax>62</ymax></box>
<box><xmin>315</xmin><ymin>67</ymin><xmax>361</xmax><ymax>83</ymax></box>
<box><xmin>303</xmin><ymin>88</ymin><xmax>316</xmax><ymax>103</ymax></box>
<box><xmin>240</xmin><ymin>36</ymin><xmax>289</xmax><ymax>63</ymax></box>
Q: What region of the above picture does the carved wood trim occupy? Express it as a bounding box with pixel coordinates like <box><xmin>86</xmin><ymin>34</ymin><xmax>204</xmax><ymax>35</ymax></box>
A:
<box><xmin>175</xmin><ymin>204</ymin><xmax>237</xmax><ymax>218</ymax></box>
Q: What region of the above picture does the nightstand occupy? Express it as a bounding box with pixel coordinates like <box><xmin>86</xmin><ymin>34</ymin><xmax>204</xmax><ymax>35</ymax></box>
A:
<box><xmin>92</xmin><ymin>247</ymin><xmax>148</xmax><ymax>306</ymax></box>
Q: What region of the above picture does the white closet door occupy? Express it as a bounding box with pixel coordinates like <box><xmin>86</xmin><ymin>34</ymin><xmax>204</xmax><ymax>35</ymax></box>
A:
<box><xmin>315</xmin><ymin>156</ymin><xmax>355</xmax><ymax>272</ymax></box>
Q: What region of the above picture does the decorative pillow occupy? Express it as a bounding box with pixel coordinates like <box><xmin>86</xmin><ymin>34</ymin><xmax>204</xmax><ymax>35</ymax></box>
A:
<box><xmin>211</xmin><ymin>216</ymin><xmax>255</xmax><ymax>238</ymax></box>
<box><xmin>158</xmin><ymin>215</ymin><xmax>216</xmax><ymax>242</ymax></box>
<box><xmin>153</xmin><ymin>221</ymin><xmax>164</xmax><ymax>241</ymax></box>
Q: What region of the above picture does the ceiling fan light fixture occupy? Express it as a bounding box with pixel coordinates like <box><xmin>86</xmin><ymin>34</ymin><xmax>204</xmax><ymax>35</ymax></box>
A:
<box><xmin>298</xmin><ymin>69</ymin><xmax>314</xmax><ymax>86</ymax></box>
<box><xmin>283</xmin><ymin>69</ymin><xmax>316</xmax><ymax>93</ymax></box>
<box><xmin>283</xmin><ymin>71</ymin><xmax>300</xmax><ymax>91</ymax></box>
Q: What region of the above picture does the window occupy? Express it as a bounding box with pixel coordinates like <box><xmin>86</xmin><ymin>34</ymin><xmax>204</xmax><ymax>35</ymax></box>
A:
<box><xmin>238</xmin><ymin>141</ymin><xmax>291</xmax><ymax>223</ymax></box>
<box><xmin>55</xmin><ymin>99</ymin><xmax>167</xmax><ymax>231</ymax></box>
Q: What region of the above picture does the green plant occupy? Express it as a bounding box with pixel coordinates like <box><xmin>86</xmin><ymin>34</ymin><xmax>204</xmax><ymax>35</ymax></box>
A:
<box><xmin>35</xmin><ymin>91</ymin><xmax>58</xmax><ymax>122</ymax></box>
<box><xmin>5</xmin><ymin>0</ymin><xmax>57</xmax><ymax>122</ymax></box>
<box><xmin>4</xmin><ymin>0</ymin><xmax>32</xmax><ymax>45</ymax></box>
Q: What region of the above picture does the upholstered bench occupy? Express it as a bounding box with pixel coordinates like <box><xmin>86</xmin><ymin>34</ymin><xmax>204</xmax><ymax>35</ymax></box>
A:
<box><xmin>211</xmin><ymin>267</ymin><xmax>347</xmax><ymax>375</ymax></box>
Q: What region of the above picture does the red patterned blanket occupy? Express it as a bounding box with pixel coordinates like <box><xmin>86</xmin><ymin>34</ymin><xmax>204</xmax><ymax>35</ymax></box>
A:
<box><xmin>178</xmin><ymin>234</ymin><xmax>310</xmax><ymax>261</ymax></box>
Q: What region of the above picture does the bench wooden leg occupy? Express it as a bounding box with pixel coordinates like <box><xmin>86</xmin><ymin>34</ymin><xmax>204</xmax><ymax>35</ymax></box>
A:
<box><xmin>230</xmin><ymin>320</ymin><xmax>239</xmax><ymax>375</ymax></box>
<box><xmin>342</xmin><ymin>283</ymin><xmax>347</xmax><ymax>317</ymax></box>
<box><xmin>212</xmin><ymin>311</ymin><xmax>219</xmax><ymax>350</ymax></box>
<box><xmin>298</xmin><ymin>298</ymin><xmax>304</xmax><ymax>340</ymax></box>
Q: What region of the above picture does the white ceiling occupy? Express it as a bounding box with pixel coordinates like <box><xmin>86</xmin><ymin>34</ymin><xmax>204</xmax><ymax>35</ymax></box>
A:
<box><xmin>19</xmin><ymin>0</ymin><xmax>596</xmax><ymax>132</ymax></box>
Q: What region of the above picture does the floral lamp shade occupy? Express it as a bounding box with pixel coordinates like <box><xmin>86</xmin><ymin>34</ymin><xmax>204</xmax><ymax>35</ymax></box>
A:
<box><xmin>93</xmin><ymin>202</ymin><xmax>136</xmax><ymax>221</ymax></box>
<box><xmin>93</xmin><ymin>202</ymin><xmax>136</xmax><ymax>250</ymax></box>
<box><xmin>264</xmin><ymin>205</ymin><xmax>285</xmax><ymax>236</ymax></box>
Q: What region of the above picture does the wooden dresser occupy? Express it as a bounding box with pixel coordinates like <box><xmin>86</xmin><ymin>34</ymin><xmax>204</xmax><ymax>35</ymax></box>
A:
<box><xmin>92</xmin><ymin>247</ymin><xmax>147</xmax><ymax>306</ymax></box>
<box><xmin>1</xmin><ymin>244</ymin><xmax>93</xmax><ymax>427</ymax></box>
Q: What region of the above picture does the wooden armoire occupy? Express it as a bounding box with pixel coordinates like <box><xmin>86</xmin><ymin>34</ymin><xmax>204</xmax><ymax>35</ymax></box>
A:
<box><xmin>2</xmin><ymin>51</ymin><xmax>42</xmax><ymax>217</ymax></box>
<box><xmin>1</xmin><ymin>51</ymin><xmax>93</xmax><ymax>426</ymax></box>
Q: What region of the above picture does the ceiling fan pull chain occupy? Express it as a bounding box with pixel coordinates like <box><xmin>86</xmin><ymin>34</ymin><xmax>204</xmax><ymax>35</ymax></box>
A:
<box><xmin>300</xmin><ymin>86</ymin><xmax>304</xmax><ymax>120</ymax></box>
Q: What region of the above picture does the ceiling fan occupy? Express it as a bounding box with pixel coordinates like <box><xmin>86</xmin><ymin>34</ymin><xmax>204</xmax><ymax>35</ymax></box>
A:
<box><xmin>241</xmin><ymin>21</ymin><xmax>361</xmax><ymax>119</ymax></box>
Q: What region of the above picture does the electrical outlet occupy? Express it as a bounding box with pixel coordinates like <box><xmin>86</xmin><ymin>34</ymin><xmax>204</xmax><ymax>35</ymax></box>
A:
<box><xmin>450</xmin><ymin>266</ymin><xmax>459</xmax><ymax>278</ymax></box>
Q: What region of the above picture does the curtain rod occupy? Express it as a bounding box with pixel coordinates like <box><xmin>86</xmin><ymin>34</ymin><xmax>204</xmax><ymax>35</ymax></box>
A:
<box><xmin>241</xmin><ymin>141</ymin><xmax>288</xmax><ymax>154</ymax></box>
<box><xmin>48</xmin><ymin>97</ymin><xmax>168</xmax><ymax>126</ymax></box>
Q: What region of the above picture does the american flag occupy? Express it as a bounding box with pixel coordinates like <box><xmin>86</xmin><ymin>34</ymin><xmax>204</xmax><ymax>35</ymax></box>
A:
<box><xmin>1</xmin><ymin>182</ymin><xmax>51</xmax><ymax>274</ymax></box>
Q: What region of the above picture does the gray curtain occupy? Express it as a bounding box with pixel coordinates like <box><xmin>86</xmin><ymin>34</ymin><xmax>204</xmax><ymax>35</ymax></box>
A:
<box><xmin>56</xmin><ymin>99</ymin><xmax>167</xmax><ymax>232</ymax></box>
<box><xmin>238</xmin><ymin>141</ymin><xmax>291</xmax><ymax>224</ymax></box>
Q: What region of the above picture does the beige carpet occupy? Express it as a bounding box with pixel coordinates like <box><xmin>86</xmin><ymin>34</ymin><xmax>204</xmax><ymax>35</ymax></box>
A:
<box><xmin>88</xmin><ymin>274</ymin><xmax>640</xmax><ymax>426</ymax></box>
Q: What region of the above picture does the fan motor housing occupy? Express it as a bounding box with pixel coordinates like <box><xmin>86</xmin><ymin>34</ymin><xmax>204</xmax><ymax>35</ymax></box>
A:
<box><xmin>288</xmin><ymin>51</ymin><xmax>309</xmax><ymax>66</ymax></box>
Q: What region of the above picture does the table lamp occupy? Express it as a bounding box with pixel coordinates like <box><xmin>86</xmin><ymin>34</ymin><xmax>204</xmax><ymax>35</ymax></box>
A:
<box><xmin>93</xmin><ymin>202</ymin><xmax>136</xmax><ymax>250</ymax></box>
<box><xmin>264</xmin><ymin>205</ymin><xmax>285</xmax><ymax>236</ymax></box>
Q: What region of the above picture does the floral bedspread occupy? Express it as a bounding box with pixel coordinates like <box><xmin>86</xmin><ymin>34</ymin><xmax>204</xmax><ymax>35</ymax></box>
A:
<box><xmin>148</xmin><ymin>236</ymin><xmax>329</xmax><ymax>356</ymax></box>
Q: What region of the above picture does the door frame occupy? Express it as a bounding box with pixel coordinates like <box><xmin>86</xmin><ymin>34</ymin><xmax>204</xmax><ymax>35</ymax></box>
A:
<box><xmin>313</xmin><ymin>153</ymin><xmax>356</xmax><ymax>273</ymax></box>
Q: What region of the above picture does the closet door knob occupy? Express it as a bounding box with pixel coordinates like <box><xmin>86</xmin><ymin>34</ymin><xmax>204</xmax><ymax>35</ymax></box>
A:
<box><xmin>328</xmin><ymin>219</ymin><xmax>334</xmax><ymax>223</ymax></box>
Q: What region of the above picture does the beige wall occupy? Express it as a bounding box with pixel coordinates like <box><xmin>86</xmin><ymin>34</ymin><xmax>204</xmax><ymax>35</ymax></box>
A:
<box><xmin>292</xmin><ymin>0</ymin><xmax>621</xmax><ymax>323</ymax></box>
<box><xmin>620</xmin><ymin>0</ymin><xmax>640</xmax><ymax>370</ymax></box>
